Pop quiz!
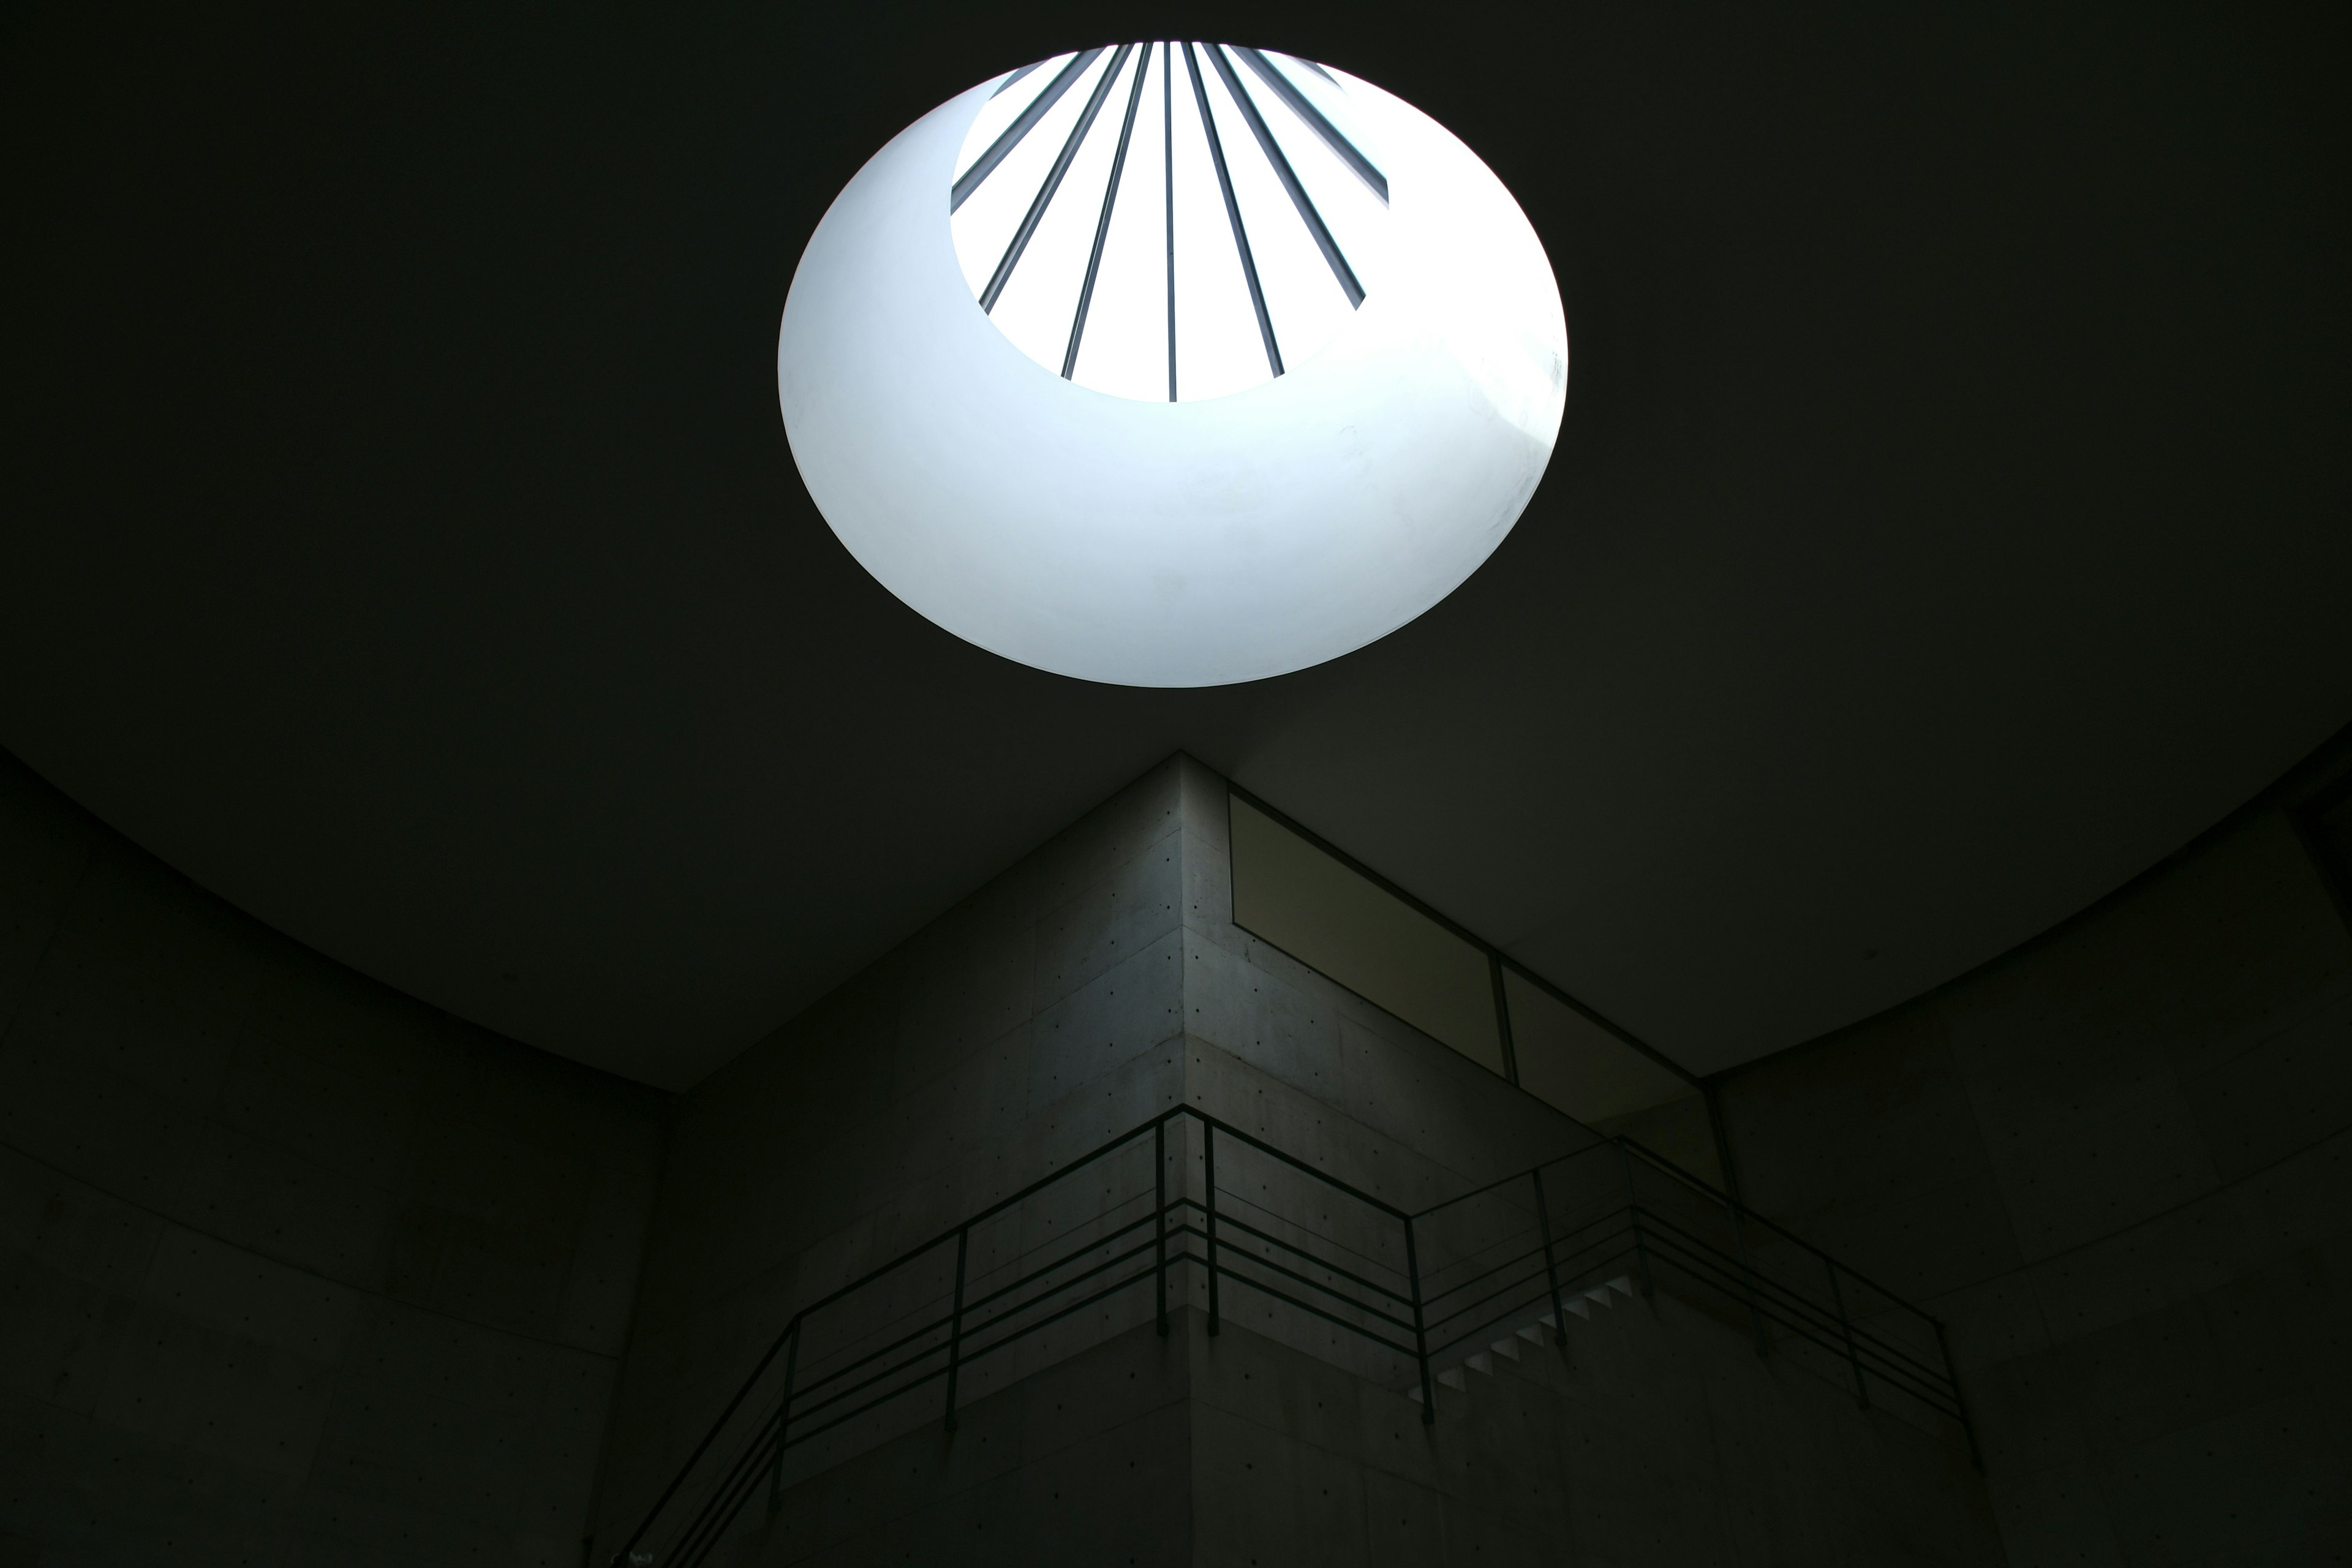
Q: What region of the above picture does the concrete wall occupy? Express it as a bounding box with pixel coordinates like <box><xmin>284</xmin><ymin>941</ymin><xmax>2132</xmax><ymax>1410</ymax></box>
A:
<box><xmin>1717</xmin><ymin>790</ymin><xmax>2352</xmax><ymax>1564</ymax></box>
<box><xmin>723</xmin><ymin>1281</ymin><xmax>1996</xmax><ymax>1568</ymax></box>
<box><xmin>603</xmin><ymin>753</ymin><xmax>1997</xmax><ymax>1563</ymax></box>
<box><xmin>0</xmin><ymin>751</ymin><xmax>666</xmax><ymax>1567</ymax></box>
<box><xmin>596</xmin><ymin>757</ymin><xmax>1606</xmax><ymax>1540</ymax></box>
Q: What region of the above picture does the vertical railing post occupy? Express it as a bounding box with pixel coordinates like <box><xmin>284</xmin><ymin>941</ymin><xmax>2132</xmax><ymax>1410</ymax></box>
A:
<box><xmin>1404</xmin><ymin>1213</ymin><xmax>1434</xmax><ymax>1424</ymax></box>
<box><xmin>1828</xmin><ymin>1257</ymin><xmax>1868</xmax><ymax>1409</ymax></box>
<box><xmin>1936</xmin><ymin>1317</ymin><xmax>1985</xmax><ymax>1471</ymax></box>
<box><xmin>1531</xmin><ymin>1167</ymin><xmax>1567</xmax><ymax>1354</ymax></box>
<box><xmin>943</xmin><ymin>1226</ymin><xmax>968</xmax><ymax>1433</ymax></box>
<box><xmin>764</xmin><ymin>1317</ymin><xmax>801</xmax><ymax>1515</ymax></box>
<box><xmin>1617</xmin><ymin>1140</ymin><xmax>1654</xmax><ymax>1298</ymax></box>
<box><xmin>1204</xmin><ymin>1121</ymin><xmax>1220</xmax><ymax>1336</ymax></box>
<box><xmin>1155</xmin><ymin>1115</ymin><xmax>1169</xmax><ymax>1337</ymax></box>
<box><xmin>1730</xmin><ymin>1200</ymin><xmax>1769</xmax><ymax>1357</ymax></box>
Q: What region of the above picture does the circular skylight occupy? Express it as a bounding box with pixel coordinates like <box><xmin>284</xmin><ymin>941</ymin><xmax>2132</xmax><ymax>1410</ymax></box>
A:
<box><xmin>778</xmin><ymin>45</ymin><xmax>1566</xmax><ymax>688</ymax></box>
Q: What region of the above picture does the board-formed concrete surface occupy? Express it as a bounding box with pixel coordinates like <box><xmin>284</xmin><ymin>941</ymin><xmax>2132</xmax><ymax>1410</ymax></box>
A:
<box><xmin>1719</xmin><ymin>788</ymin><xmax>2352</xmax><ymax>1564</ymax></box>
<box><xmin>0</xmin><ymin>752</ymin><xmax>668</xmax><ymax>1567</ymax></box>
<box><xmin>598</xmin><ymin>756</ymin><xmax>2000</xmax><ymax>1564</ymax></box>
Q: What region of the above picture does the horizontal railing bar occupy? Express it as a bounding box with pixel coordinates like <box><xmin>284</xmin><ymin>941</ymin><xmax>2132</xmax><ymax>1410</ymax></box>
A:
<box><xmin>1158</xmin><ymin>1224</ymin><xmax>1422</xmax><ymax>1355</ymax></box>
<box><xmin>952</xmin><ymin>1257</ymin><xmax>1164</xmax><ymax>1371</ymax></box>
<box><xmin>1630</xmin><ymin>1230</ymin><xmax>1959</xmax><ymax>1409</ymax></box>
<box><xmin>1210</xmin><ymin>1265</ymin><xmax>1420</xmax><ymax>1359</ymax></box>
<box><xmin>625</xmin><ymin>1105</ymin><xmax>1966</xmax><ymax>1558</ymax></box>
<box><xmin>625</xmin><ymin>1118</ymin><xmax>1186</xmax><ymax>1549</ymax></box>
<box><xmin>1412</xmin><ymin>1144</ymin><xmax>1619</xmax><ymax>1221</ymax></box>
<box><xmin>785</xmin><ymin>1338</ymin><xmax>952</xmax><ymax>1431</ymax></box>
<box><xmin>1422</xmin><ymin>1220</ymin><xmax>1635</xmax><ymax>1318</ymax></box>
<box><xmin>794</xmin><ymin>1118</ymin><xmax>1167</xmax><ymax>1336</ymax></box>
<box><xmin>1619</xmin><ymin>1141</ymin><xmax>1945</xmax><ymax>1332</ymax></box>
<box><xmin>779</xmin><ymin>1359</ymin><xmax>951</xmax><ymax>1454</ymax></box>
<box><xmin>1206</xmin><ymin>1238</ymin><xmax>1422</xmax><ymax>1337</ymax></box>
<box><xmin>1186</xmin><ymin>1190</ymin><xmax>1411</xmax><ymax>1287</ymax></box>
<box><xmin>1425</xmin><ymin>1274</ymin><xmax>1568</xmax><ymax>1363</ymax></box>
<box><xmin>1202</xmin><ymin>1208</ymin><xmax>1414</xmax><ymax>1309</ymax></box>
<box><xmin>1424</xmin><ymin>1267</ymin><xmax>1551</xmax><ymax>1345</ymax></box>
<box><xmin>614</xmin><ymin>1303</ymin><xmax>812</xmax><ymax>1557</ymax></box>
<box><xmin>1187</xmin><ymin>1109</ymin><xmax>1414</xmax><ymax>1220</ymax></box>
<box><xmin>1417</xmin><ymin>1234</ymin><xmax>1553</xmax><ymax>1300</ymax></box>
<box><xmin>1631</xmin><ymin>1218</ymin><xmax>1852</xmax><ymax>1330</ymax></box>
<box><xmin>789</xmin><ymin>1309</ymin><xmax>955</xmax><ymax>1402</ymax></box>
<box><xmin>1630</xmin><ymin>1222</ymin><xmax>1858</xmax><ymax>1339</ymax></box>
<box><xmin>1627</xmin><ymin>1208</ymin><xmax>1945</xmax><ymax>1368</ymax></box>
<box><xmin>662</xmin><ymin>1408</ymin><xmax>780</xmax><ymax>1568</ymax></box>
<box><xmin>957</xmin><ymin>1235</ymin><xmax>1167</xmax><ymax>1352</ymax></box>
<box><xmin>789</xmin><ymin>1251</ymin><xmax>1173</xmax><ymax>1446</ymax></box>
<box><xmin>673</xmin><ymin>1406</ymin><xmax>792</xmax><ymax>1568</ymax></box>
<box><xmin>956</xmin><ymin>1210</ymin><xmax>1162</xmax><ymax>1320</ymax></box>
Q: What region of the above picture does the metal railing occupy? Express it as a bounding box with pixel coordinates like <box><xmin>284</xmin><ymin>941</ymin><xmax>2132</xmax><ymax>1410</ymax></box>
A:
<box><xmin>608</xmin><ymin>1107</ymin><xmax>1976</xmax><ymax>1566</ymax></box>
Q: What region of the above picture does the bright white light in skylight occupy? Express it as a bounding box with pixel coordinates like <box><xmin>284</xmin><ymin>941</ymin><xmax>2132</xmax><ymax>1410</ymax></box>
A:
<box><xmin>778</xmin><ymin>45</ymin><xmax>1568</xmax><ymax>687</ymax></box>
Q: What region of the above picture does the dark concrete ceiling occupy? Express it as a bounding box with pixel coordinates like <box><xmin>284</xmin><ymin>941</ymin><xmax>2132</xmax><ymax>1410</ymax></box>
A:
<box><xmin>6</xmin><ymin>1</ymin><xmax>2346</xmax><ymax>1090</ymax></box>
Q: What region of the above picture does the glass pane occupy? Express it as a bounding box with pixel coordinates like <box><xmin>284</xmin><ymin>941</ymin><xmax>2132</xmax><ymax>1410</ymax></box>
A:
<box><xmin>1502</xmin><ymin>970</ymin><xmax>1721</xmax><ymax>1186</ymax></box>
<box><xmin>1229</xmin><ymin>794</ymin><xmax>1503</xmax><ymax>1074</ymax></box>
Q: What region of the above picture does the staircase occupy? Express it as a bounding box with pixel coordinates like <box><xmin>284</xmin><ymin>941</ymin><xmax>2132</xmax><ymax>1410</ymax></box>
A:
<box><xmin>1407</xmin><ymin>1274</ymin><xmax>1638</xmax><ymax>1404</ymax></box>
<box><xmin>606</xmin><ymin>1106</ymin><xmax>1976</xmax><ymax>1567</ymax></box>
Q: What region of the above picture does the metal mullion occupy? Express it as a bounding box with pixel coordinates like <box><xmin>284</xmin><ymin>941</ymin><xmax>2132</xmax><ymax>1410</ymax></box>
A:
<box><xmin>1180</xmin><ymin>40</ymin><xmax>1281</xmax><ymax>376</ymax></box>
<box><xmin>981</xmin><ymin>43</ymin><xmax>1136</xmax><ymax>313</ymax></box>
<box><xmin>1208</xmin><ymin>44</ymin><xmax>1364</xmax><ymax>306</ymax></box>
<box><xmin>1163</xmin><ymin>39</ymin><xmax>1175</xmax><ymax>401</ymax></box>
<box><xmin>1229</xmin><ymin>46</ymin><xmax>1388</xmax><ymax>202</ymax></box>
<box><xmin>1064</xmin><ymin>42</ymin><xmax>1152</xmax><ymax>377</ymax></box>
<box><xmin>953</xmin><ymin>49</ymin><xmax>1104</xmax><ymax>212</ymax></box>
